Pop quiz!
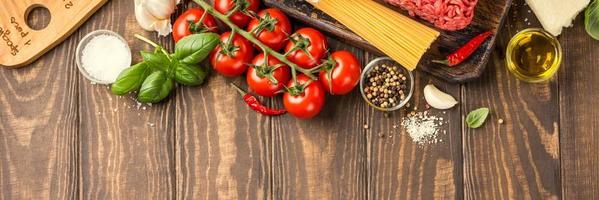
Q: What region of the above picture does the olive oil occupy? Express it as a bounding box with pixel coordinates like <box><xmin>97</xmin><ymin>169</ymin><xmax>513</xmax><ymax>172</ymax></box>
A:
<box><xmin>506</xmin><ymin>29</ymin><xmax>562</xmax><ymax>82</ymax></box>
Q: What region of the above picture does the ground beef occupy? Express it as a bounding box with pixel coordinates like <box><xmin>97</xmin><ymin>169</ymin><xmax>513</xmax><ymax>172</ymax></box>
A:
<box><xmin>385</xmin><ymin>0</ymin><xmax>478</xmax><ymax>31</ymax></box>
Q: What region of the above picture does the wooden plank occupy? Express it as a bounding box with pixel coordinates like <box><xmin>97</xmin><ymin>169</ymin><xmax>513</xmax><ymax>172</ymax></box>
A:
<box><xmin>174</xmin><ymin>68</ymin><xmax>272</xmax><ymax>200</ymax></box>
<box><xmin>462</xmin><ymin>1</ymin><xmax>560</xmax><ymax>199</ymax></box>
<box><xmin>271</xmin><ymin>38</ymin><xmax>367</xmax><ymax>200</ymax></box>
<box><xmin>174</xmin><ymin>2</ymin><xmax>272</xmax><ymax>199</ymax></box>
<box><xmin>264</xmin><ymin>0</ymin><xmax>512</xmax><ymax>83</ymax></box>
<box><xmin>78</xmin><ymin>1</ymin><xmax>175</xmax><ymax>199</ymax></box>
<box><xmin>366</xmin><ymin>53</ymin><xmax>463</xmax><ymax>199</ymax></box>
<box><xmin>0</xmin><ymin>10</ymin><xmax>79</xmax><ymax>199</ymax></box>
<box><xmin>559</xmin><ymin>13</ymin><xmax>599</xmax><ymax>200</ymax></box>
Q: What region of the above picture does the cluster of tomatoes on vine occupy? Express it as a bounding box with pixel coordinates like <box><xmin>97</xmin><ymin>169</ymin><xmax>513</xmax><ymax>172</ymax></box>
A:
<box><xmin>172</xmin><ymin>0</ymin><xmax>362</xmax><ymax>119</ymax></box>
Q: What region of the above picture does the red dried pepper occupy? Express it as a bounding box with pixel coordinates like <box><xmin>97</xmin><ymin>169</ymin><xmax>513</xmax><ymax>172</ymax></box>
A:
<box><xmin>433</xmin><ymin>31</ymin><xmax>493</xmax><ymax>67</ymax></box>
<box><xmin>231</xmin><ymin>83</ymin><xmax>287</xmax><ymax>116</ymax></box>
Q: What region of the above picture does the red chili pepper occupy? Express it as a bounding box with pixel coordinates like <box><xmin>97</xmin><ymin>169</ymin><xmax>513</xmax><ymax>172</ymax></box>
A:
<box><xmin>231</xmin><ymin>83</ymin><xmax>287</xmax><ymax>116</ymax></box>
<box><xmin>433</xmin><ymin>31</ymin><xmax>493</xmax><ymax>67</ymax></box>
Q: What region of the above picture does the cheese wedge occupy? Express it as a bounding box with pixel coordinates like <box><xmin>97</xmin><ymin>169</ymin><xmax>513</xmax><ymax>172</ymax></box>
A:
<box><xmin>526</xmin><ymin>0</ymin><xmax>590</xmax><ymax>36</ymax></box>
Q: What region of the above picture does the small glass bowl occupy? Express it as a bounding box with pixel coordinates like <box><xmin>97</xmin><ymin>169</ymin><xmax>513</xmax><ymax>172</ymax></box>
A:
<box><xmin>360</xmin><ymin>57</ymin><xmax>414</xmax><ymax>112</ymax></box>
<box><xmin>75</xmin><ymin>29</ymin><xmax>131</xmax><ymax>84</ymax></box>
<box><xmin>506</xmin><ymin>28</ymin><xmax>562</xmax><ymax>83</ymax></box>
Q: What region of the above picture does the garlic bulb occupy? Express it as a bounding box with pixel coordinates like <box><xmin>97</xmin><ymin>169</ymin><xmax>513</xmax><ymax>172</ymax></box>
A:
<box><xmin>424</xmin><ymin>84</ymin><xmax>458</xmax><ymax>110</ymax></box>
<box><xmin>134</xmin><ymin>0</ymin><xmax>181</xmax><ymax>36</ymax></box>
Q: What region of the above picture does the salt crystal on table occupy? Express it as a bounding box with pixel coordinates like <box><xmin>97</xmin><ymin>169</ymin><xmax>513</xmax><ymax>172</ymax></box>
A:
<box><xmin>401</xmin><ymin>111</ymin><xmax>447</xmax><ymax>146</ymax></box>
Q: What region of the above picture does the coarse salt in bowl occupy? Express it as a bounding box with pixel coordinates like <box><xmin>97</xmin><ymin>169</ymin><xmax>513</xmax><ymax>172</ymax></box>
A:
<box><xmin>76</xmin><ymin>30</ymin><xmax>132</xmax><ymax>84</ymax></box>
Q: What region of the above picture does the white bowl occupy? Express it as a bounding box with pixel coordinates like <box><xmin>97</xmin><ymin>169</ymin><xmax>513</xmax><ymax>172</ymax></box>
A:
<box><xmin>75</xmin><ymin>30</ymin><xmax>131</xmax><ymax>84</ymax></box>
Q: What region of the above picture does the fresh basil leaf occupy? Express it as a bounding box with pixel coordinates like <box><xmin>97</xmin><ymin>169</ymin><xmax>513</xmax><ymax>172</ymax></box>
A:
<box><xmin>138</xmin><ymin>71</ymin><xmax>174</xmax><ymax>103</ymax></box>
<box><xmin>174</xmin><ymin>62</ymin><xmax>208</xmax><ymax>86</ymax></box>
<box><xmin>174</xmin><ymin>33</ymin><xmax>220</xmax><ymax>64</ymax></box>
<box><xmin>586</xmin><ymin>0</ymin><xmax>599</xmax><ymax>40</ymax></box>
<box><xmin>111</xmin><ymin>62</ymin><xmax>153</xmax><ymax>95</ymax></box>
<box><xmin>466</xmin><ymin>107</ymin><xmax>490</xmax><ymax>129</ymax></box>
<box><xmin>141</xmin><ymin>51</ymin><xmax>170</xmax><ymax>72</ymax></box>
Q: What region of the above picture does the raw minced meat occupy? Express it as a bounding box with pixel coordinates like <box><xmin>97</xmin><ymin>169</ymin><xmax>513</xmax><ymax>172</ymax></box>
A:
<box><xmin>385</xmin><ymin>0</ymin><xmax>478</xmax><ymax>31</ymax></box>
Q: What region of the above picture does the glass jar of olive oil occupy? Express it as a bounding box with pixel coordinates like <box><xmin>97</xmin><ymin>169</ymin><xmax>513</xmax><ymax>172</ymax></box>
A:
<box><xmin>506</xmin><ymin>28</ymin><xmax>562</xmax><ymax>83</ymax></box>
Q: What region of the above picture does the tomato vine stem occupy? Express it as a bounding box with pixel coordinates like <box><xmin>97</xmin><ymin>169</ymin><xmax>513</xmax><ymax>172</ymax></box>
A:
<box><xmin>194</xmin><ymin>0</ymin><xmax>317</xmax><ymax>80</ymax></box>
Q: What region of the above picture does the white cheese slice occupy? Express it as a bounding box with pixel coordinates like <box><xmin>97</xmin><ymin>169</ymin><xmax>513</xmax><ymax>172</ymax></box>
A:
<box><xmin>525</xmin><ymin>0</ymin><xmax>590</xmax><ymax>36</ymax></box>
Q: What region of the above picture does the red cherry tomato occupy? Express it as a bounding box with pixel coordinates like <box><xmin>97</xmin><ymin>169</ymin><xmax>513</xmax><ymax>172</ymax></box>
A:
<box><xmin>283</xmin><ymin>75</ymin><xmax>326</xmax><ymax>119</ymax></box>
<box><xmin>210</xmin><ymin>32</ymin><xmax>255</xmax><ymax>77</ymax></box>
<box><xmin>285</xmin><ymin>28</ymin><xmax>328</xmax><ymax>69</ymax></box>
<box><xmin>173</xmin><ymin>8</ymin><xmax>218</xmax><ymax>42</ymax></box>
<box><xmin>246</xmin><ymin>8</ymin><xmax>292</xmax><ymax>51</ymax></box>
<box><xmin>319</xmin><ymin>51</ymin><xmax>362</xmax><ymax>95</ymax></box>
<box><xmin>246</xmin><ymin>54</ymin><xmax>291</xmax><ymax>97</ymax></box>
<box><xmin>214</xmin><ymin>0</ymin><xmax>260</xmax><ymax>28</ymax></box>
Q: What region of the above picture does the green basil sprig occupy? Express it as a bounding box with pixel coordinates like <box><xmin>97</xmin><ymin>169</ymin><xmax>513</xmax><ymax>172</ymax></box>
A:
<box><xmin>111</xmin><ymin>33</ymin><xmax>219</xmax><ymax>103</ymax></box>
<box><xmin>138</xmin><ymin>71</ymin><xmax>174</xmax><ymax>103</ymax></box>
<box><xmin>174</xmin><ymin>62</ymin><xmax>209</xmax><ymax>86</ymax></box>
<box><xmin>466</xmin><ymin>107</ymin><xmax>490</xmax><ymax>129</ymax></box>
<box><xmin>141</xmin><ymin>50</ymin><xmax>170</xmax><ymax>72</ymax></box>
<box><xmin>111</xmin><ymin>62</ymin><xmax>153</xmax><ymax>95</ymax></box>
<box><xmin>174</xmin><ymin>33</ymin><xmax>220</xmax><ymax>64</ymax></box>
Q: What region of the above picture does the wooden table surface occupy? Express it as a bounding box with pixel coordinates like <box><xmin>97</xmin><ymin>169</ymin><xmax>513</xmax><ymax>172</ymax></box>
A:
<box><xmin>1</xmin><ymin>0</ymin><xmax>598</xmax><ymax>199</ymax></box>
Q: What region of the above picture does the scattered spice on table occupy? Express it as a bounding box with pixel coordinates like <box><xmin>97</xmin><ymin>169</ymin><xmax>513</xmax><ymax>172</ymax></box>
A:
<box><xmin>402</xmin><ymin>111</ymin><xmax>446</xmax><ymax>146</ymax></box>
<box><xmin>231</xmin><ymin>84</ymin><xmax>286</xmax><ymax>116</ymax></box>
<box><xmin>363</xmin><ymin>64</ymin><xmax>408</xmax><ymax>108</ymax></box>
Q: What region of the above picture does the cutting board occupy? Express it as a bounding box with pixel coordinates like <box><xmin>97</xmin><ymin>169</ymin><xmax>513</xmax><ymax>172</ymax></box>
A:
<box><xmin>0</xmin><ymin>0</ymin><xmax>108</xmax><ymax>68</ymax></box>
<box><xmin>265</xmin><ymin>0</ymin><xmax>512</xmax><ymax>83</ymax></box>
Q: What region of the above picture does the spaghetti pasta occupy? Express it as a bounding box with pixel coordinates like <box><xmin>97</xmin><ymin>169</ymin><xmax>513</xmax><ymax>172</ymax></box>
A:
<box><xmin>309</xmin><ymin>0</ymin><xmax>439</xmax><ymax>70</ymax></box>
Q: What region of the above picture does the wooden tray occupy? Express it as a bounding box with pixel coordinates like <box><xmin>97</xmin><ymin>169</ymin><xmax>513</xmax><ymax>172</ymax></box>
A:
<box><xmin>0</xmin><ymin>0</ymin><xmax>108</xmax><ymax>68</ymax></box>
<box><xmin>264</xmin><ymin>0</ymin><xmax>512</xmax><ymax>83</ymax></box>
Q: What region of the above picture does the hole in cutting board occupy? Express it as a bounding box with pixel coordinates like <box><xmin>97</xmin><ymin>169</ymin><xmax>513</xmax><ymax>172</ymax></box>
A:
<box><xmin>25</xmin><ymin>5</ymin><xmax>51</xmax><ymax>30</ymax></box>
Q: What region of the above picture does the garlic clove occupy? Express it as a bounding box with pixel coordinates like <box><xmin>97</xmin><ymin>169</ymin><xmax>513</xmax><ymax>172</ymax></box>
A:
<box><xmin>153</xmin><ymin>19</ymin><xmax>173</xmax><ymax>36</ymax></box>
<box><xmin>424</xmin><ymin>84</ymin><xmax>458</xmax><ymax>110</ymax></box>
<box><xmin>143</xmin><ymin>0</ymin><xmax>176</xmax><ymax>19</ymax></box>
<box><xmin>134</xmin><ymin>0</ymin><xmax>177</xmax><ymax>36</ymax></box>
<box><xmin>135</xmin><ymin>0</ymin><xmax>157</xmax><ymax>31</ymax></box>
<box><xmin>135</xmin><ymin>0</ymin><xmax>160</xmax><ymax>31</ymax></box>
